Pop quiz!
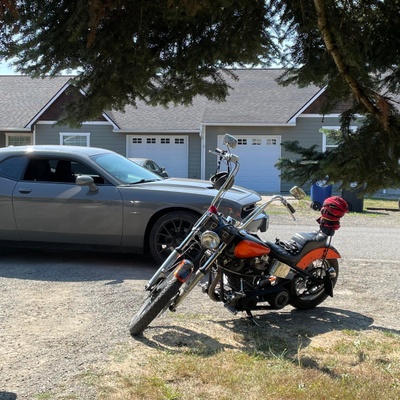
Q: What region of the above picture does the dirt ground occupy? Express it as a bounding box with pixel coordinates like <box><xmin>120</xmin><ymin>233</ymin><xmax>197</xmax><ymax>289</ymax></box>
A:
<box><xmin>1</xmin><ymin>207</ymin><xmax>399</xmax><ymax>399</ymax></box>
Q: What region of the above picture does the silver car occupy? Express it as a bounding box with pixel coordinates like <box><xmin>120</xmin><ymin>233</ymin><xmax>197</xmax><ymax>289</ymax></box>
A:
<box><xmin>0</xmin><ymin>145</ymin><xmax>265</xmax><ymax>263</ymax></box>
<box><xmin>129</xmin><ymin>158</ymin><xmax>169</xmax><ymax>178</ymax></box>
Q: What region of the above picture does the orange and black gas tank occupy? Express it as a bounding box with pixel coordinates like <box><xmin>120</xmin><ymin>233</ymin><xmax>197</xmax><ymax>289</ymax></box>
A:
<box><xmin>233</xmin><ymin>231</ymin><xmax>270</xmax><ymax>259</ymax></box>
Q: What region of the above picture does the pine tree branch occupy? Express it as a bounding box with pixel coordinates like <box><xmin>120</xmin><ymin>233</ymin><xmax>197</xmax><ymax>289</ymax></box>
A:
<box><xmin>313</xmin><ymin>0</ymin><xmax>389</xmax><ymax>129</ymax></box>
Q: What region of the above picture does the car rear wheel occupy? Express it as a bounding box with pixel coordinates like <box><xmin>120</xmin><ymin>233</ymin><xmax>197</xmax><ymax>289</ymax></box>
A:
<box><xmin>149</xmin><ymin>211</ymin><xmax>200</xmax><ymax>264</ymax></box>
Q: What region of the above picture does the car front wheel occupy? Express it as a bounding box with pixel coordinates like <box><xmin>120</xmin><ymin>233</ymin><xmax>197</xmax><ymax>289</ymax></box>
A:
<box><xmin>149</xmin><ymin>211</ymin><xmax>199</xmax><ymax>264</ymax></box>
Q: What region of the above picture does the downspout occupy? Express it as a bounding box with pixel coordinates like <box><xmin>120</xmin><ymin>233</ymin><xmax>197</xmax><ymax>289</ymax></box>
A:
<box><xmin>199</xmin><ymin>124</ymin><xmax>206</xmax><ymax>180</ymax></box>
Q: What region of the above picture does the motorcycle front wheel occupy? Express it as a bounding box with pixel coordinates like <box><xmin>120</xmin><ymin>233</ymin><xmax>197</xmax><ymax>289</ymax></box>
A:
<box><xmin>129</xmin><ymin>275</ymin><xmax>182</xmax><ymax>336</ymax></box>
<box><xmin>290</xmin><ymin>259</ymin><xmax>339</xmax><ymax>310</ymax></box>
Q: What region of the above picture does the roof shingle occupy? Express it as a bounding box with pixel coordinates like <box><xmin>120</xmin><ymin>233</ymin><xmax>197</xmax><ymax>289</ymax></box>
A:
<box><xmin>0</xmin><ymin>75</ymin><xmax>71</xmax><ymax>129</ymax></box>
<box><xmin>0</xmin><ymin>70</ymin><xmax>322</xmax><ymax>131</ymax></box>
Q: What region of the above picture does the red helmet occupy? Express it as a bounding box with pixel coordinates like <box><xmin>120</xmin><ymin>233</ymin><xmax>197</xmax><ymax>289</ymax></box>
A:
<box><xmin>317</xmin><ymin>196</ymin><xmax>348</xmax><ymax>235</ymax></box>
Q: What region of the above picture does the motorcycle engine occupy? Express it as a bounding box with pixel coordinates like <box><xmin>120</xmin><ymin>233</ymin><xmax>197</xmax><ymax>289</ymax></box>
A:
<box><xmin>222</xmin><ymin>255</ymin><xmax>270</xmax><ymax>291</ymax></box>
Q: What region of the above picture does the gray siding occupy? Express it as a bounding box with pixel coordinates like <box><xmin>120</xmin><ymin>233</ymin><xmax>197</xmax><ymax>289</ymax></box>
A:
<box><xmin>280</xmin><ymin>116</ymin><xmax>331</xmax><ymax>192</ymax></box>
<box><xmin>35</xmin><ymin>123</ymin><xmax>126</xmax><ymax>155</ymax></box>
<box><xmin>187</xmin><ymin>132</ymin><xmax>201</xmax><ymax>179</ymax></box>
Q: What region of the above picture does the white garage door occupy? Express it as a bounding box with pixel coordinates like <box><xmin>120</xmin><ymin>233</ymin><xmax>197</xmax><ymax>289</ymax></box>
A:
<box><xmin>217</xmin><ymin>135</ymin><xmax>281</xmax><ymax>193</ymax></box>
<box><xmin>127</xmin><ymin>135</ymin><xmax>188</xmax><ymax>178</ymax></box>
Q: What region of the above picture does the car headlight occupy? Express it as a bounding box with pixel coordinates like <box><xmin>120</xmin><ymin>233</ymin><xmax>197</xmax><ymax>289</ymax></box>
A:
<box><xmin>200</xmin><ymin>231</ymin><xmax>220</xmax><ymax>249</ymax></box>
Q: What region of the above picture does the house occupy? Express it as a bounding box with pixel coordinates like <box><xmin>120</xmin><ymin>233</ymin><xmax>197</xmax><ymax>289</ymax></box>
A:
<box><xmin>0</xmin><ymin>69</ymin><xmax>348</xmax><ymax>194</ymax></box>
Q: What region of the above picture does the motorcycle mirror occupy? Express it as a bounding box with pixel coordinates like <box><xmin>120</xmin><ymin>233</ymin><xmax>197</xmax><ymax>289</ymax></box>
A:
<box><xmin>290</xmin><ymin>186</ymin><xmax>306</xmax><ymax>200</ymax></box>
<box><xmin>223</xmin><ymin>134</ymin><xmax>237</xmax><ymax>149</ymax></box>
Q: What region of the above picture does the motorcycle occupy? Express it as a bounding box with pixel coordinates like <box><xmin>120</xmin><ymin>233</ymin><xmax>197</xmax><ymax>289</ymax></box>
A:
<box><xmin>129</xmin><ymin>134</ymin><xmax>348</xmax><ymax>336</ymax></box>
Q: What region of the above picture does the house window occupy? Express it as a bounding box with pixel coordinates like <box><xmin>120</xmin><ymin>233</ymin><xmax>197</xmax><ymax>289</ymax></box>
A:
<box><xmin>252</xmin><ymin>139</ymin><xmax>262</xmax><ymax>145</ymax></box>
<box><xmin>147</xmin><ymin>138</ymin><xmax>156</xmax><ymax>144</ymax></box>
<box><xmin>132</xmin><ymin>138</ymin><xmax>142</xmax><ymax>144</ymax></box>
<box><xmin>266</xmin><ymin>138</ymin><xmax>277</xmax><ymax>145</ymax></box>
<box><xmin>6</xmin><ymin>133</ymin><xmax>32</xmax><ymax>147</ymax></box>
<box><xmin>238</xmin><ymin>139</ymin><xmax>247</xmax><ymax>145</ymax></box>
<box><xmin>175</xmin><ymin>138</ymin><xmax>185</xmax><ymax>144</ymax></box>
<box><xmin>60</xmin><ymin>133</ymin><xmax>90</xmax><ymax>146</ymax></box>
<box><xmin>321</xmin><ymin>126</ymin><xmax>357</xmax><ymax>151</ymax></box>
<box><xmin>161</xmin><ymin>138</ymin><xmax>170</xmax><ymax>144</ymax></box>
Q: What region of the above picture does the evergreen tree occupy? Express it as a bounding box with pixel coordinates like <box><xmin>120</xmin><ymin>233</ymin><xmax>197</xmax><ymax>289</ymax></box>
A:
<box><xmin>1</xmin><ymin>1</ymin><xmax>400</xmax><ymax>192</ymax></box>
<box><xmin>273</xmin><ymin>0</ymin><xmax>400</xmax><ymax>193</ymax></box>
<box><xmin>0</xmin><ymin>0</ymin><xmax>277</xmax><ymax>123</ymax></box>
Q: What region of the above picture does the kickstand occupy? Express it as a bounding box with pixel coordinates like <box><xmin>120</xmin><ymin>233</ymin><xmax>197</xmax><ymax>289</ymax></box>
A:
<box><xmin>246</xmin><ymin>310</ymin><xmax>260</xmax><ymax>326</ymax></box>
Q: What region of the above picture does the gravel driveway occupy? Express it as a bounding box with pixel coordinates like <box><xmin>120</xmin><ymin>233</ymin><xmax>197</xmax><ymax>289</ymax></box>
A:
<box><xmin>1</xmin><ymin>206</ymin><xmax>399</xmax><ymax>399</ymax></box>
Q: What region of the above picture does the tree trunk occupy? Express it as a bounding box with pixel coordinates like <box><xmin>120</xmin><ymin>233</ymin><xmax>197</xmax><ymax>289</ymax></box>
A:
<box><xmin>313</xmin><ymin>0</ymin><xmax>390</xmax><ymax>130</ymax></box>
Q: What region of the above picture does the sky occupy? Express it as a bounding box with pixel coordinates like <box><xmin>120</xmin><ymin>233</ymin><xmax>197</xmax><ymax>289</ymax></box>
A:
<box><xmin>0</xmin><ymin>61</ymin><xmax>17</xmax><ymax>75</ymax></box>
<box><xmin>0</xmin><ymin>61</ymin><xmax>78</xmax><ymax>75</ymax></box>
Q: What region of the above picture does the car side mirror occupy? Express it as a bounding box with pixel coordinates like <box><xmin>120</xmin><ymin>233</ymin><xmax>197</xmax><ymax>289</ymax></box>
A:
<box><xmin>76</xmin><ymin>175</ymin><xmax>98</xmax><ymax>192</ymax></box>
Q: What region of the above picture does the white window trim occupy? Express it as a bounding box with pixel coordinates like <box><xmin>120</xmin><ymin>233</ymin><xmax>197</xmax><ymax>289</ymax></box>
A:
<box><xmin>5</xmin><ymin>132</ymin><xmax>33</xmax><ymax>147</ymax></box>
<box><xmin>59</xmin><ymin>132</ymin><xmax>91</xmax><ymax>146</ymax></box>
<box><xmin>321</xmin><ymin>126</ymin><xmax>357</xmax><ymax>151</ymax></box>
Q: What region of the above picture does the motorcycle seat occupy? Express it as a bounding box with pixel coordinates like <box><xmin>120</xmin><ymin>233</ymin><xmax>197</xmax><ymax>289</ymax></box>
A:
<box><xmin>291</xmin><ymin>231</ymin><xmax>328</xmax><ymax>247</ymax></box>
<box><xmin>266</xmin><ymin>230</ymin><xmax>328</xmax><ymax>267</ymax></box>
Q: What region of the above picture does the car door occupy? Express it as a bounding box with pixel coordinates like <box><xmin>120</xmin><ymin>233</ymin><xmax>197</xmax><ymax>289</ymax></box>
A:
<box><xmin>12</xmin><ymin>156</ymin><xmax>124</xmax><ymax>246</ymax></box>
<box><xmin>0</xmin><ymin>155</ymin><xmax>27</xmax><ymax>240</ymax></box>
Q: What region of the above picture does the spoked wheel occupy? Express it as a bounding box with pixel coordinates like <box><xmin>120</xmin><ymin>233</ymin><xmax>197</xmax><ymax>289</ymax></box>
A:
<box><xmin>129</xmin><ymin>275</ymin><xmax>183</xmax><ymax>336</ymax></box>
<box><xmin>290</xmin><ymin>259</ymin><xmax>339</xmax><ymax>310</ymax></box>
<box><xmin>149</xmin><ymin>211</ymin><xmax>201</xmax><ymax>264</ymax></box>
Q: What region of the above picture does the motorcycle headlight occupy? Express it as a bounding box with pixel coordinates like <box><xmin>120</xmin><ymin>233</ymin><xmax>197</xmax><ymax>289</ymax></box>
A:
<box><xmin>200</xmin><ymin>231</ymin><xmax>220</xmax><ymax>250</ymax></box>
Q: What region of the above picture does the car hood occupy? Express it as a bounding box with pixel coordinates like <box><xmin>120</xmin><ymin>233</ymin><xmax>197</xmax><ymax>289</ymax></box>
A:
<box><xmin>132</xmin><ymin>177</ymin><xmax>261</xmax><ymax>204</ymax></box>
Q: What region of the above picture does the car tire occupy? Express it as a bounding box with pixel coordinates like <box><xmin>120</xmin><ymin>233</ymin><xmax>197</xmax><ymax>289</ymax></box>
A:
<box><xmin>149</xmin><ymin>211</ymin><xmax>199</xmax><ymax>265</ymax></box>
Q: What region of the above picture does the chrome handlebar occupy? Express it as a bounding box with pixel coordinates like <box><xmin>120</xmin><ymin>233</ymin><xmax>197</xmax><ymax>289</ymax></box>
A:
<box><xmin>209</xmin><ymin>149</ymin><xmax>239</xmax><ymax>163</ymax></box>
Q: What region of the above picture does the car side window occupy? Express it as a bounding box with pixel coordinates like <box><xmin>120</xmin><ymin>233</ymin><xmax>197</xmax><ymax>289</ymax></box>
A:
<box><xmin>51</xmin><ymin>159</ymin><xmax>75</xmax><ymax>182</ymax></box>
<box><xmin>148</xmin><ymin>161</ymin><xmax>161</xmax><ymax>172</ymax></box>
<box><xmin>24</xmin><ymin>159</ymin><xmax>53</xmax><ymax>181</ymax></box>
<box><xmin>23</xmin><ymin>157</ymin><xmax>106</xmax><ymax>184</ymax></box>
<box><xmin>146</xmin><ymin>161</ymin><xmax>157</xmax><ymax>172</ymax></box>
<box><xmin>69</xmin><ymin>160</ymin><xmax>106</xmax><ymax>184</ymax></box>
<box><xmin>0</xmin><ymin>156</ymin><xmax>27</xmax><ymax>180</ymax></box>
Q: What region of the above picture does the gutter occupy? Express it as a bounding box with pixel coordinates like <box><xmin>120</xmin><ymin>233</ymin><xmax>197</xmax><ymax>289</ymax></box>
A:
<box><xmin>113</xmin><ymin>129</ymin><xmax>199</xmax><ymax>133</ymax></box>
<box><xmin>0</xmin><ymin>127</ymin><xmax>32</xmax><ymax>132</ymax></box>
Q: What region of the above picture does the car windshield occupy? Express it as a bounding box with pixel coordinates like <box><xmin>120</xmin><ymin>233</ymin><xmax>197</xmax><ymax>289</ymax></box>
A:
<box><xmin>91</xmin><ymin>153</ymin><xmax>162</xmax><ymax>184</ymax></box>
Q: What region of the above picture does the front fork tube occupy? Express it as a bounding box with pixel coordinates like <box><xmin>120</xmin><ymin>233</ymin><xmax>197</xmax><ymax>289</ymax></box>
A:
<box><xmin>146</xmin><ymin>211</ymin><xmax>213</xmax><ymax>289</ymax></box>
<box><xmin>171</xmin><ymin>242</ymin><xmax>228</xmax><ymax>310</ymax></box>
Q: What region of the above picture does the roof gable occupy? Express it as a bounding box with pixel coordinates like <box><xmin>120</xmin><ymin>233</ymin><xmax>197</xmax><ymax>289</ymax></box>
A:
<box><xmin>0</xmin><ymin>75</ymin><xmax>71</xmax><ymax>130</ymax></box>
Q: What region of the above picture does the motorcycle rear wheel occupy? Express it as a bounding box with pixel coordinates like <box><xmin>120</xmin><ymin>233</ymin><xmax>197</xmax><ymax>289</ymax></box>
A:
<box><xmin>290</xmin><ymin>259</ymin><xmax>339</xmax><ymax>310</ymax></box>
<box><xmin>129</xmin><ymin>276</ymin><xmax>182</xmax><ymax>336</ymax></box>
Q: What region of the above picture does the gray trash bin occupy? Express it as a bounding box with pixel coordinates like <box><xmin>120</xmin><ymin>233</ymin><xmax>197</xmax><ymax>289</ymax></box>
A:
<box><xmin>341</xmin><ymin>184</ymin><xmax>364</xmax><ymax>212</ymax></box>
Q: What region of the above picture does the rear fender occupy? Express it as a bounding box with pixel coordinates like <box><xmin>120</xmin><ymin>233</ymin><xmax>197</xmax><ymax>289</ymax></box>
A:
<box><xmin>174</xmin><ymin>259</ymin><xmax>195</xmax><ymax>283</ymax></box>
<box><xmin>296</xmin><ymin>247</ymin><xmax>341</xmax><ymax>270</ymax></box>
